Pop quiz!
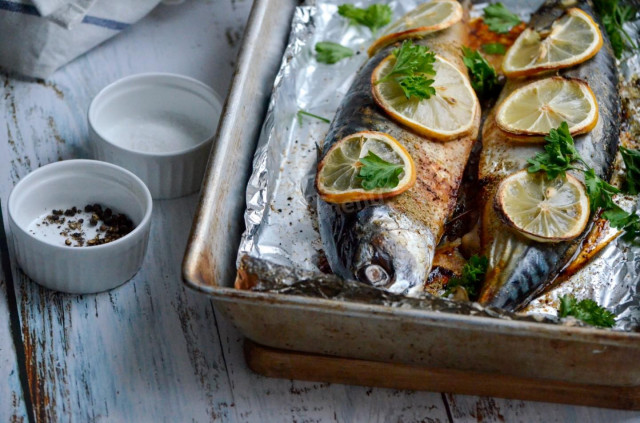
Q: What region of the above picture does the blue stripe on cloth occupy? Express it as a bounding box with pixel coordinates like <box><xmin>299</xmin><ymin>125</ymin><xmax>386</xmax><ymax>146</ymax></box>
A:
<box><xmin>81</xmin><ymin>14</ymin><xmax>129</xmax><ymax>30</ymax></box>
<box><xmin>0</xmin><ymin>0</ymin><xmax>130</xmax><ymax>30</ymax></box>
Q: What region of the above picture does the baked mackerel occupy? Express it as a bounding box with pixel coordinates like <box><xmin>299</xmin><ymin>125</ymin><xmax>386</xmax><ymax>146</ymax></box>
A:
<box><xmin>317</xmin><ymin>7</ymin><xmax>480</xmax><ymax>296</ymax></box>
<box><xmin>477</xmin><ymin>0</ymin><xmax>621</xmax><ymax>310</ymax></box>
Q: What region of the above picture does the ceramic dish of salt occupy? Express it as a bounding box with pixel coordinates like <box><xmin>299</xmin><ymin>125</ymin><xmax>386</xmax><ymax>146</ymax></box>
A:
<box><xmin>88</xmin><ymin>73</ymin><xmax>223</xmax><ymax>199</ymax></box>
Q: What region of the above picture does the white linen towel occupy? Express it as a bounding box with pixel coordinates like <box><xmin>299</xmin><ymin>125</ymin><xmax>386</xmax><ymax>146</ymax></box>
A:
<box><xmin>0</xmin><ymin>0</ymin><xmax>163</xmax><ymax>78</ymax></box>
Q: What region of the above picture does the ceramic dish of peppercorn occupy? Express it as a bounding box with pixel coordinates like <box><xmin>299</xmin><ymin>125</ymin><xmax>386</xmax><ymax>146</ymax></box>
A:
<box><xmin>7</xmin><ymin>159</ymin><xmax>153</xmax><ymax>294</ymax></box>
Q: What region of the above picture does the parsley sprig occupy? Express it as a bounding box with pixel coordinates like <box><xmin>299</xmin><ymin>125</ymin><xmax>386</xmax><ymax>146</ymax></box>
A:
<box><xmin>620</xmin><ymin>146</ymin><xmax>640</xmax><ymax>194</ymax></box>
<box><xmin>482</xmin><ymin>43</ymin><xmax>507</xmax><ymax>55</ymax></box>
<box><xmin>527</xmin><ymin>122</ymin><xmax>583</xmax><ymax>180</ymax></box>
<box><xmin>297</xmin><ymin>110</ymin><xmax>330</xmax><ymax>126</ymax></box>
<box><xmin>584</xmin><ymin>168</ymin><xmax>620</xmax><ymax>212</ymax></box>
<box><xmin>398</xmin><ymin>75</ymin><xmax>436</xmax><ymax>100</ymax></box>
<box><xmin>526</xmin><ymin>122</ymin><xmax>619</xmax><ymax>213</ymax></box>
<box><xmin>483</xmin><ymin>3</ymin><xmax>521</xmax><ymax>34</ymax></box>
<box><xmin>315</xmin><ymin>41</ymin><xmax>353</xmax><ymax>64</ymax></box>
<box><xmin>377</xmin><ymin>41</ymin><xmax>437</xmax><ymax>100</ymax></box>
<box><xmin>609</xmin><ymin>147</ymin><xmax>640</xmax><ymax>243</ymax></box>
<box><xmin>443</xmin><ymin>255</ymin><xmax>488</xmax><ymax>301</ymax></box>
<box><xmin>603</xmin><ymin>206</ymin><xmax>640</xmax><ymax>242</ymax></box>
<box><xmin>527</xmin><ymin>122</ymin><xmax>640</xmax><ymax>242</ymax></box>
<box><xmin>338</xmin><ymin>4</ymin><xmax>392</xmax><ymax>34</ymax></box>
<box><xmin>593</xmin><ymin>0</ymin><xmax>638</xmax><ymax>59</ymax></box>
<box><xmin>558</xmin><ymin>295</ymin><xmax>616</xmax><ymax>328</ymax></box>
<box><xmin>357</xmin><ymin>151</ymin><xmax>404</xmax><ymax>190</ymax></box>
<box><xmin>461</xmin><ymin>47</ymin><xmax>499</xmax><ymax>98</ymax></box>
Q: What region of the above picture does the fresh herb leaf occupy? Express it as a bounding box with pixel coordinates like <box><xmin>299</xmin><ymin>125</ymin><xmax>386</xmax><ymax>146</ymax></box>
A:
<box><xmin>598</xmin><ymin>146</ymin><xmax>640</xmax><ymax>243</ymax></box>
<box><xmin>398</xmin><ymin>75</ymin><xmax>436</xmax><ymax>100</ymax></box>
<box><xmin>584</xmin><ymin>168</ymin><xmax>620</xmax><ymax>212</ymax></box>
<box><xmin>338</xmin><ymin>4</ymin><xmax>392</xmax><ymax>34</ymax></box>
<box><xmin>382</xmin><ymin>41</ymin><xmax>436</xmax><ymax>81</ymax></box>
<box><xmin>620</xmin><ymin>146</ymin><xmax>640</xmax><ymax>195</ymax></box>
<box><xmin>482</xmin><ymin>42</ymin><xmax>507</xmax><ymax>55</ymax></box>
<box><xmin>443</xmin><ymin>255</ymin><xmax>488</xmax><ymax>301</ymax></box>
<box><xmin>357</xmin><ymin>151</ymin><xmax>404</xmax><ymax>190</ymax></box>
<box><xmin>297</xmin><ymin>110</ymin><xmax>331</xmax><ymax>126</ymax></box>
<box><xmin>315</xmin><ymin>41</ymin><xmax>354</xmax><ymax>64</ymax></box>
<box><xmin>378</xmin><ymin>41</ymin><xmax>437</xmax><ymax>100</ymax></box>
<box><xmin>483</xmin><ymin>2</ymin><xmax>521</xmax><ymax>34</ymax></box>
<box><xmin>461</xmin><ymin>47</ymin><xmax>499</xmax><ymax>98</ymax></box>
<box><xmin>526</xmin><ymin>122</ymin><xmax>618</xmax><ymax>210</ymax></box>
<box><xmin>593</xmin><ymin>0</ymin><xmax>638</xmax><ymax>59</ymax></box>
<box><xmin>558</xmin><ymin>295</ymin><xmax>616</xmax><ymax>328</ymax></box>
<box><xmin>603</xmin><ymin>206</ymin><xmax>640</xmax><ymax>243</ymax></box>
<box><xmin>603</xmin><ymin>205</ymin><xmax>635</xmax><ymax>228</ymax></box>
<box><xmin>527</xmin><ymin>122</ymin><xmax>581</xmax><ymax>179</ymax></box>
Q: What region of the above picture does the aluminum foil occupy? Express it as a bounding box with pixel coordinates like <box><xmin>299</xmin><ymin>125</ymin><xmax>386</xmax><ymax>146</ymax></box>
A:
<box><xmin>240</xmin><ymin>0</ymin><xmax>430</xmax><ymax>273</ymax></box>
<box><xmin>238</xmin><ymin>0</ymin><xmax>640</xmax><ymax>331</ymax></box>
<box><xmin>238</xmin><ymin>254</ymin><xmax>563</xmax><ymax>326</ymax></box>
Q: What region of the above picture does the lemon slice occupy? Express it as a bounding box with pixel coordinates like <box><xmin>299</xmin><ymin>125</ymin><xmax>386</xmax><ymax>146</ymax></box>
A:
<box><xmin>495</xmin><ymin>77</ymin><xmax>598</xmax><ymax>140</ymax></box>
<box><xmin>368</xmin><ymin>1</ymin><xmax>463</xmax><ymax>56</ymax></box>
<box><xmin>316</xmin><ymin>131</ymin><xmax>416</xmax><ymax>204</ymax></box>
<box><xmin>495</xmin><ymin>170</ymin><xmax>590</xmax><ymax>243</ymax></box>
<box><xmin>503</xmin><ymin>8</ymin><xmax>603</xmax><ymax>78</ymax></box>
<box><xmin>372</xmin><ymin>55</ymin><xmax>479</xmax><ymax>141</ymax></box>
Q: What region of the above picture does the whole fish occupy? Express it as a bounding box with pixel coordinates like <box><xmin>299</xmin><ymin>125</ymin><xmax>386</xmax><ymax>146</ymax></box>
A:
<box><xmin>317</xmin><ymin>4</ymin><xmax>480</xmax><ymax>296</ymax></box>
<box><xmin>477</xmin><ymin>0</ymin><xmax>621</xmax><ymax>310</ymax></box>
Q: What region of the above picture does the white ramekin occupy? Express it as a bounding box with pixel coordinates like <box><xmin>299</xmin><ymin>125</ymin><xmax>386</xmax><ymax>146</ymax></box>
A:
<box><xmin>7</xmin><ymin>160</ymin><xmax>153</xmax><ymax>294</ymax></box>
<box><xmin>88</xmin><ymin>73</ymin><xmax>222</xmax><ymax>200</ymax></box>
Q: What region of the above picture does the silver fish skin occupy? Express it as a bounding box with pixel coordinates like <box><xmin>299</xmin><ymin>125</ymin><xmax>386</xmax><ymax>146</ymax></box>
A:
<box><xmin>477</xmin><ymin>0</ymin><xmax>621</xmax><ymax>310</ymax></box>
<box><xmin>318</xmin><ymin>9</ymin><xmax>480</xmax><ymax>297</ymax></box>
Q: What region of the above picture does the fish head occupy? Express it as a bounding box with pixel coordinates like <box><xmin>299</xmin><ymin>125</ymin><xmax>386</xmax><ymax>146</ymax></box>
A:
<box><xmin>349</xmin><ymin>206</ymin><xmax>435</xmax><ymax>296</ymax></box>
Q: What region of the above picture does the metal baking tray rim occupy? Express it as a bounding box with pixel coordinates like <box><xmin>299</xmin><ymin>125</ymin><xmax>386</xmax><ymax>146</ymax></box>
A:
<box><xmin>182</xmin><ymin>0</ymin><xmax>640</xmax><ymax>374</ymax></box>
<box><xmin>185</xmin><ymin>279</ymin><xmax>640</xmax><ymax>348</ymax></box>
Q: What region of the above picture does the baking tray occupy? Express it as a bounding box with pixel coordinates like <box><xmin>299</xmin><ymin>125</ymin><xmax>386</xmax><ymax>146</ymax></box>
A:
<box><xmin>182</xmin><ymin>0</ymin><xmax>640</xmax><ymax>408</ymax></box>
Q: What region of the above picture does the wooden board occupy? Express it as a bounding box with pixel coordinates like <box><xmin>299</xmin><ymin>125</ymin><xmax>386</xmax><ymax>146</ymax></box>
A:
<box><xmin>244</xmin><ymin>340</ymin><xmax>640</xmax><ymax>411</ymax></box>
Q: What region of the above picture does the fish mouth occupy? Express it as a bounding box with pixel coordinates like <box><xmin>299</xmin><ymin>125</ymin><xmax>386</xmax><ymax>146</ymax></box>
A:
<box><xmin>354</xmin><ymin>229</ymin><xmax>400</xmax><ymax>288</ymax></box>
<box><xmin>351</xmin><ymin>207</ymin><xmax>435</xmax><ymax>296</ymax></box>
<box><xmin>356</xmin><ymin>263</ymin><xmax>392</xmax><ymax>288</ymax></box>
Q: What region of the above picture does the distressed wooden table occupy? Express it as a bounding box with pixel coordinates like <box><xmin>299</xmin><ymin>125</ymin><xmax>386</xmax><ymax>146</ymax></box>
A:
<box><xmin>0</xmin><ymin>1</ymin><xmax>638</xmax><ymax>422</ymax></box>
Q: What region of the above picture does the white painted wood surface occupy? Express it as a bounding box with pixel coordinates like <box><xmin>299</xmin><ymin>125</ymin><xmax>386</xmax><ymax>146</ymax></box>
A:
<box><xmin>0</xmin><ymin>237</ymin><xmax>27</xmax><ymax>422</ymax></box>
<box><xmin>0</xmin><ymin>1</ymin><xmax>639</xmax><ymax>422</ymax></box>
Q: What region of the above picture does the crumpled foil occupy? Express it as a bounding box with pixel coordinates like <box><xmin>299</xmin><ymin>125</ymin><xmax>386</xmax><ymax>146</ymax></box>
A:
<box><xmin>240</xmin><ymin>1</ymin><xmax>431</xmax><ymax>272</ymax></box>
<box><xmin>238</xmin><ymin>0</ymin><xmax>640</xmax><ymax>331</ymax></box>
<box><xmin>238</xmin><ymin>254</ymin><xmax>566</xmax><ymax>326</ymax></box>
